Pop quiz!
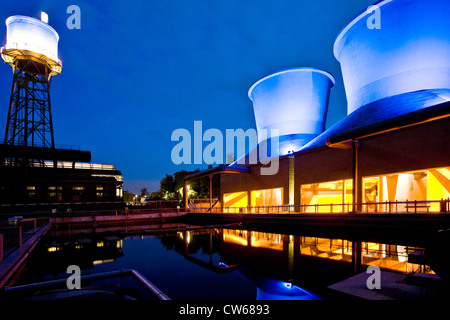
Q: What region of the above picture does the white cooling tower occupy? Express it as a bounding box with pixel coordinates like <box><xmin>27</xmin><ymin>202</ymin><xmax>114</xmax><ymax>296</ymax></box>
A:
<box><xmin>248</xmin><ymin>68</ymin><xmax>335</xmax><ymax>144</ymax></box>
<box><xmin>334</xmin><ymin>0</ymin><xmax>450</xmax><ymax>114</ymax></box>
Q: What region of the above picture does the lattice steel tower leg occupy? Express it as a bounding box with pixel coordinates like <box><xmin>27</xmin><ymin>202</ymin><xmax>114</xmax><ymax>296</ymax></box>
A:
<box><xmin>4</xmin><ymin>60</ymin><xmax>55</xmax><ymax>165</ymax></box>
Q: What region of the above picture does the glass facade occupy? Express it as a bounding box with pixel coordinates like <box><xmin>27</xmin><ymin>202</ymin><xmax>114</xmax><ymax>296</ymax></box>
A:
<box><xmin>299</xmin><ymin>166</ymin><xmax>450</xmax><ymax>213</ymax></box>
<box><xmin>251</xmin><ymin>188</ymin><xmax>283</xmax><ymax>207</ymax></box>
<box><xmin>301</xmin><ymin>180</ymin><xmax>352</xmax><ymax>213</ymax></box>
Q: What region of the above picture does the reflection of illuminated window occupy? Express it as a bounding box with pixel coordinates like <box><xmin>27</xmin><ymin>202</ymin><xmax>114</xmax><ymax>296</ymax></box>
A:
<box><xmin>299</xmin><ymin>237</ymin><xmax>430</xmax><ymax>273</ymax></box>
<box><xmin>93</xmin><ymin>259</ymin><xmax>114</xmax><ymax>265</ymax></box>
<box><xmin>300</xmin><ymin>237</ymin><xmax>353</xmax><ymax>260</ymax></box>
<box><xmin>250</xmin><ymin>232</ymin><xmax>283</xmax><ymax>250</ymax></box>
<box><xmin>222</xmin><ymin>229</ymin><xmax>248</xmax><ymax>246</ymax></box>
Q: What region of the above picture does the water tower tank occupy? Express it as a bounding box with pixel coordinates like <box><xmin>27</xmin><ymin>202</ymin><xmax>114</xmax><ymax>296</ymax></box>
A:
<box><xmin>1</xmin><ymin>15</ymin><xmax>61</xmax><ymax>76</ymax></box>
<box><xmin>248</xmin><ymin>68</ymin><xmax>335</xmax><ymax>144</ymax></box>
<box><xmin>334</xmin><ymin>0</ymin><xmax>450</xmax><ymax>115</ymax></box>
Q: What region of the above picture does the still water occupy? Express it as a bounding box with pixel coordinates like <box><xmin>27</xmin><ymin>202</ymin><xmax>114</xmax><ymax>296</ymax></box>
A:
<box><xmin>17</xmin><ymin>224</ymin><xmax>430</xmax><ymax>300</ymax></box>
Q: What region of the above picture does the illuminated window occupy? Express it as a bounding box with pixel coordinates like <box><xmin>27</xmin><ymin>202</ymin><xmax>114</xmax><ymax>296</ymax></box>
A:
<box><xmin>301</xmin><ymin>180</ymin><xmax>352</xmax><ymax>213</ymax></box>
<box><xmin>251</xmin><ymin>188</ymin><xmax>283</xmax><ymax>210</ymax></box>
<box><xmin>47</xmin><ymin>246</ymin><xmax>58</xmax><ymax>253</ymax></box>
<box><xmin>223</xmin><ymin>191</ymin><xmax>248</xmax><ymax>211</ymax></box>
<box><xmin>363</xmin><ymin>177</ymin><xmax>380</xmax><ymax>212</ymax></box>
<box><xmin>363</xmin><ymin>166</ymin><xmax>450</xmax><ymax>212</ymax></box>
<box><xmin>27</xmin><ymin>185</ymin><xmax>36</xmax><ymax>197</ymax></box>
<box><xmin>96</xmin><ymin>192</ymin><xmax>104</xmax><ymax>197</ymax></box>
<box><xmin>96</xmin><ymin>185</ymin><xmax>104</xmax><ymax>190</ymax></box>
<box><xmin>72</xmin><ymin>185</ymin><xmax>85</xmax><ymax>191</ymax></box>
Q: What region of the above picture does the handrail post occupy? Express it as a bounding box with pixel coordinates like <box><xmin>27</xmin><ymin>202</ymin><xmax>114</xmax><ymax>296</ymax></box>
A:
<box><xmin>0</xmin><ymin>234</ymin><xmax>3</xmax><ymax>263</ymax></box>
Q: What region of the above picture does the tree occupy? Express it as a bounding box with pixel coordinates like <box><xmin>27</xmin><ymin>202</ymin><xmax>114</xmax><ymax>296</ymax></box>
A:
<box><xmin>140</xmin><ymin>188</ymin><xmax>148</xmax><ymax>197</ymax></box>
<box><xmin>160</xmin><ymin>174</ymin><xmax>175</xmax><ymax>199</ymax></box>
<box><xmin>148</xmin><ymin>191</ymin><xmax>162</xmax><ymax>200</ymax></box>
<box><xmin>156</xmin><ymin>168</ymin><xmax>220</xmax><ymax>200</ymax></box>
<box><xmin>123</xmin><ymin>190</ymin><xmax>134</xmax><ymax>203</ymax></box>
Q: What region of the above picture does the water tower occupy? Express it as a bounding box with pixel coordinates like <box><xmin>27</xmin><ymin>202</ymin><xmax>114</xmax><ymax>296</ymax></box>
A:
<box><xmin>1</xmin><ymin>14</ymin><xmax>62</xmax><ymax>164</ymax></box>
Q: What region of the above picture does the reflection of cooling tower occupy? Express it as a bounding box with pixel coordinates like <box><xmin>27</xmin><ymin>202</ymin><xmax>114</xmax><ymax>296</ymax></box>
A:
<box><xmin>334</xmin><ymin>0</ymin><xmax>450</xmax><ymax>115</ymax></box>
<box><xmin>248</xmin><ymin>68</ymin><xmax>335</xmax><ymax>145</ymax></box>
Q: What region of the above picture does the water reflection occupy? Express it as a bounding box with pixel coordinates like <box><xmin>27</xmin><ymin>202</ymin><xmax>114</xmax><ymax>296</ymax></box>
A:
<box><xmin>171</xmin><ymin>228</ymin><xmax>430</xmax><ymax>299</ymax></box>
<box><xmin>17</xmin><ymin>226</ymin><xmax>432</xmax><ymax>300</ymax></box>
<box><xmin>31</xmin><ymin>235</ymin><xmax>124</xmax><ymax>279</ymax></box>
<box><xmin>217</xmin><ymin>229</ymin><xmax>430</xmax><ymax>275</ymax></box>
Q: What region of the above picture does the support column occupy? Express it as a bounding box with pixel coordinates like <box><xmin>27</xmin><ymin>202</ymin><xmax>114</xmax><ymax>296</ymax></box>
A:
<box><xmin>352</xmin><ymin>140</ymin><xmax>362</xmax><ymax>213</ymax></box>
<box><xmin>0</xmin><ymin>234</ymin><xmax>3</xmax><ymax>263</ymax></box>
<box><xmin>352</xmin><ymin>241</ymin><xmax>362</xmax><ymax>274</ymax></box>
<box><xmin>209</xmin><ymin>174</ymin><xmax>213</xmax><ymax>212</ymax></box>
<box><xmin>289</xmin><ymin>155</ymin><xmax>295</xmax><ymax>212</ymax></box>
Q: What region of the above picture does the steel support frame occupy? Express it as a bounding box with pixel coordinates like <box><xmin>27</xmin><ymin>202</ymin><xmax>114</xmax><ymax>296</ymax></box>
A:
<box><xmin>3</xmin><ymin>59</ymin><xmax>55</xmax><ymax>166</ymax></box>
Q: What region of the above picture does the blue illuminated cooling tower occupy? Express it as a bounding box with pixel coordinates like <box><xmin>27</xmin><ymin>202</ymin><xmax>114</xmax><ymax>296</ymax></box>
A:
<box><xmin>334</xmin><ymin>0</ymin><xmax>450</xmax><ymax>114</ymax></box>
<box><xmin>248</xmin><ymin>68</ymin><xmax>335</xmax><ymax>150</ymax></box>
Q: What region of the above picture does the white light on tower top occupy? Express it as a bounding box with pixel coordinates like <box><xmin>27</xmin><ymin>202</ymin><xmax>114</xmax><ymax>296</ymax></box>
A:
<box><xmin>1</xmin><ymin>14</ymin><xmax>62</xmax><ymax>76</ymax></box>
<box><xmin>40</xmin><ymin>11</ymin><xmax>48</xmax><ymax>23</ymax></box>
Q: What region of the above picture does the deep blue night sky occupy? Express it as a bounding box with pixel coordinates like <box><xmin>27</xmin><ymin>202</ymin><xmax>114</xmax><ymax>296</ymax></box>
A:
<box><xmin>0</xmin><ymin>0</ymin><xmax>375</xmax><ymax>193</ymax></box>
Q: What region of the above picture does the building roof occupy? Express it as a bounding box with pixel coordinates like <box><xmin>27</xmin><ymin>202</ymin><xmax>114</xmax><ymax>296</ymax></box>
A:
<box><xmin>184</xmin><ymin>165</ymin><xmax>249</xmax><ymax>181</ymax></box>
<box><xmin>297</xmin><ymin>89</ymin><xmax>450</xmax><ymax>152</ymax></box>
<box><xmin>228</xmin><ymin>89</ymin><xmax>450</xmax><ymax>168</ymax></box>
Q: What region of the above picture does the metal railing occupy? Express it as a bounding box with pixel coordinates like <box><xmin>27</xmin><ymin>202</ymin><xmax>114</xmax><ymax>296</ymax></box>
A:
<box><xmin>190</xmin><ymin>198</ymin><xmax>450</xmax><ymax>214</ymax></box>
<box><xmin>0</xmin><ymin>140</ymin><xmax>80</xmax><ymax>150</ymax></box>
<box><xmin>1</xmin><ymin>160</ymin><xmax>118</xmax><ymax>171</ymax></box>
<box><xmin>1</xmin><ymin>269</ymin><xmax>170</xmax><ymax>300</ymax></box>
<box><xmin>41</xmin><ymin>161</ymin><xmax>117</xmax><ymax>170</ymax></box>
